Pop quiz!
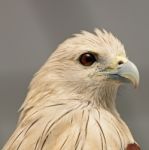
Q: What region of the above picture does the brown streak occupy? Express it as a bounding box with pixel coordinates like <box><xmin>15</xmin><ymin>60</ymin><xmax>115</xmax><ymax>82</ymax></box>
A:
<box><xmin>8</xmin><ymin>129</ymin><xmax>24</xmax><ymax>149</ymax></box>
<box><xmin>34</xmin><ymin>137</ymin><xmax>40</xmax><ymax>150</ymax></box>
<box><xmin>39</xmin><ymin>104</ymin><xmax>82</xmax><ymax>147</ymax></box>
<box><xmin>44</xmin><ymin>103</ymin><xmax>66</xmax><ymax>108</ymax></box>
<box><xmin>41</xmin><ymin>135</ymin><xmax>49</xmax><ymax>150</ymax></box>
<box><xmin>105</xmin><ymin>116</ymin><xmax>124</xmax><ymax>149</ymax></box>
<box><xmin>59</xmin><ymin>136</ymin><xmax>69</xmax><ymax>150</ymax></box>
<box><xmin>70</xmin><ymin>117</ymin><xmax>73</xmax><ymax>124</ymax></box>
<box><xmin>96</xmin><ymin>109</ymin><xmax>104</xmax><ymax>150</ymax></box>
<box><xmin>112</xmin><ymin>123</ymin><xmax>123</xmax><ymax>150</ymax></box>
<box><xmin>40</xmin><ymin>120</ymin><xmax>51</xmax><ymax>142</ymax></box>
<box><xmin>81</xmin><ymin>110</ymin><xmax>85</xmax><ymax>119</ymax></box>
<box><xmin>85</xmin><ymin>112</ymin><xmax>89</xmax><ymax>139</ymax></box>
<box><xmin>75</xmin><ymin>130</ymin><xmax>81</xmax><ymax>150</ymax></box>
<box><xmin>81</xmin><ymin>112</ymin><xmax>90</xmax><ymax>150</ymax></box>
<box><xmin>96</xmin><ymin>120</ymin><xmax>107</xmax><ymax>150</ymax></box>
<box><xmin>46</xmin><ymin>109</ymin><xmax>75</xmax><ymax>134</ymax></box>
<box><xmin>45</xmin><ymin>104</ymin><xmax>82</xmax><ymax>135</ymax></box>
<box><xmin>16</xmin><ymin>118</ymin><xmax>40</xmax><ymax>150</ymax></box>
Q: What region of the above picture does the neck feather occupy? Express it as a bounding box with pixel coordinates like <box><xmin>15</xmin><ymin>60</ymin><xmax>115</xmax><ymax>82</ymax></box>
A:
<box><xmin>21</xmin><ymin>78</ymin><xmax>120</xmax><ymax>120</ymax></box>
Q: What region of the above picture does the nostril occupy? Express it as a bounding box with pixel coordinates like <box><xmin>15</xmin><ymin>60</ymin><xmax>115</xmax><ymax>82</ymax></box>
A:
<box><xmin>118</xmin><ymin>60</ymin><xmax>124</xmax><ymax>65</ymax></box>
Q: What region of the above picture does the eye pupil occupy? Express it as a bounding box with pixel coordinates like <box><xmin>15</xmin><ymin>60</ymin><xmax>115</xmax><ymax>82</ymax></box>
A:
<box><xmin>79</xmin><ymin>53</ymin><xmax>96</xmax><ymax>66</ymax></box>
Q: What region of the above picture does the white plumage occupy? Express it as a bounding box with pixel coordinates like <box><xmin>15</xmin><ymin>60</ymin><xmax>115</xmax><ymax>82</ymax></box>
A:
<box><xmin>3</xmin><ymin>29</ymin><xmax>140</xmax><ymax>150</ymax></box>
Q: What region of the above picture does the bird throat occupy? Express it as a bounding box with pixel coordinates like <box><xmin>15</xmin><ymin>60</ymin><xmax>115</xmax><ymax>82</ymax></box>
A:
<box><xmin>72</xmin><ymin>81</ymin><xmax>120</xmax><ymax>115</ymax></box>
<box><xmin>93</xmin><ymin>83</ymin><xmax>119</xmax><ymax>114</ymax></box>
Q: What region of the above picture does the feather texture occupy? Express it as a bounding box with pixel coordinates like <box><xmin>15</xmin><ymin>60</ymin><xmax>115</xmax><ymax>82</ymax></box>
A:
<box><xmin>3</xmin><ymin>29</ymin><xmax>141</xmax><ymax>150</ymax></box>
<box><xmin>3</xmin><ymin>100</ymin><xmax>135</xmax><ymax>149</ymax></box>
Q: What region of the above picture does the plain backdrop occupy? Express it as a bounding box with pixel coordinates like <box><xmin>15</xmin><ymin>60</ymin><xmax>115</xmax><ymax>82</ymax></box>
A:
<box><xmin>0</xmin><ymin>0</ymin><xmax>148</xmax><ymax>149</ymax></box>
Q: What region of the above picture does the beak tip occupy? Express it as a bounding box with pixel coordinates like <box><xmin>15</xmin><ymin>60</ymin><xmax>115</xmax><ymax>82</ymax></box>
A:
<box><xmin>119</xmin><ymin>60</ymin><xmax>139</xmax><ymax>88</ymax></box>
<box><xmin>133</xmin><ymin>79</ymin><xmax>139</xmax><ymax>89</ymax></box>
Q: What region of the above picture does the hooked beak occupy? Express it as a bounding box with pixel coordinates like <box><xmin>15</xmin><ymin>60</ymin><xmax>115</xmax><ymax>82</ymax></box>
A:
<box><xmin>108</xmin><ymin>60</ymin><xmax>139</xmax><ymax>88</ymax></box>
<box><xmin>97</xmin><ymin>60</ymin><xmax>139</xmax><ymax>88</ymax></box>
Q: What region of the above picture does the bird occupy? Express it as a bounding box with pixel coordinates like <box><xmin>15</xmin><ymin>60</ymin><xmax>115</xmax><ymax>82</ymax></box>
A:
<box><xmin>3</xmin><ymin>29</ymin><xmax>141</xmax><ymax>150</ymax></box>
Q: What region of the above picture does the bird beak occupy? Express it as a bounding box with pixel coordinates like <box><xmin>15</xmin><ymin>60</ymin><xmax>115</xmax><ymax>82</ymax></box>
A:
<box><xmin>107</xmin><ymin>60</ymin><xmax>139</xmax><ymax>88</ymax></box>
<box><xmin>96</xmin><ymin>60</ymin><xmax>139</xmax><ymax>88</ymax></box>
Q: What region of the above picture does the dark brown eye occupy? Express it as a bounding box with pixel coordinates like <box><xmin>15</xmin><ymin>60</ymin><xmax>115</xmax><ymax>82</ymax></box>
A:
<box><xmin>79</xmin><ymin>53</ymin><xmax>96</xmax><ymax>66</ymax></box>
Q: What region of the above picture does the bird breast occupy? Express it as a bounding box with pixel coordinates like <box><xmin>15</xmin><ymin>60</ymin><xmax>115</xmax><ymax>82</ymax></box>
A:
<box><xmin>4</xmin><ymin>100</ymin><xmax>135</xmax><ymax>150</ymax></box>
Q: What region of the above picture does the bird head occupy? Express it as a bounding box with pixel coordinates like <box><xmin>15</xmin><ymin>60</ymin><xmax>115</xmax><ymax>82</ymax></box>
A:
<box><xmin>29</xmin><ymin>29</ymin><xmax>139</xmax><ymax>110</ymax></box>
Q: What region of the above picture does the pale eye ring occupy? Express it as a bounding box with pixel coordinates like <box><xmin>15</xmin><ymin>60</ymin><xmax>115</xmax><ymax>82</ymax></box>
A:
<box><xmin>79</xmin><ymin>53</ymin><xmax>96</xmax><ymax>66</ymax></box>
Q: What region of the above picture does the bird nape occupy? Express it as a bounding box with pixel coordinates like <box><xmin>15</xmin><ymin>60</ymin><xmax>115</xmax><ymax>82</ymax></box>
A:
<box><xmin>3</xmin><ymin>29</ymin><xmax>141</xmax><ymax>150</ymax></box>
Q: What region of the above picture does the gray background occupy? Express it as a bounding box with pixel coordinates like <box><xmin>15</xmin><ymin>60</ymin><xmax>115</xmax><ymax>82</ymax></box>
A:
<box><xmin>0</xmin><ymin>0</ymin><xmax>148</xmax><ymax>149</ymax></box>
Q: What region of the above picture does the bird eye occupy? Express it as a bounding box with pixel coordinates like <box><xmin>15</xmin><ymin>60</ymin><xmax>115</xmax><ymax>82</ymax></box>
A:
<box><xmin>79</xmin><ymin>53</ymin><xmax>96</xmax><ymax>66</ymax></box>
